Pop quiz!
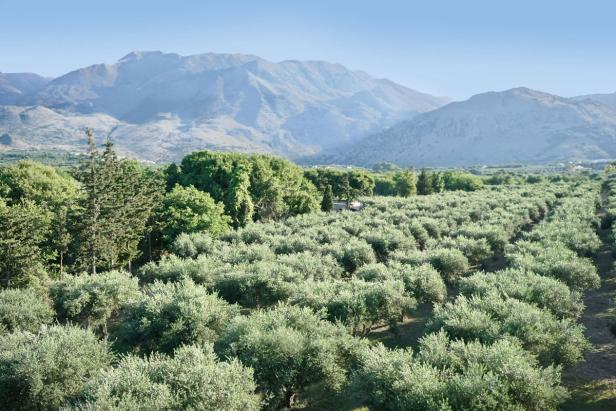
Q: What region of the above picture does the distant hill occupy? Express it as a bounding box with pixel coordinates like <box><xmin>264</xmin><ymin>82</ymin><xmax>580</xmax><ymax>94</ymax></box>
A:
<box><xmin>319</xmin><ymin>88</ymin><xmax>616</xmax><ymax>167</ymax></box>
<box><xmin>0</xmin><ymin>51</ymin><xmax>448</xmax><ymax>161</ymax></box>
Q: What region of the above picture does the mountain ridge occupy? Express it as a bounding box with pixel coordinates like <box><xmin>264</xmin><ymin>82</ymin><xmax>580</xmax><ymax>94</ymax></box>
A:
<box><xmin>315</xmin><ymin>87</ymin><xmax>616</xmax><ymax>167</ymax></box>
<box><xmin>0</xmin><ymin>51</ymin><xmax>448</xmax><ymax>161</ymax></box>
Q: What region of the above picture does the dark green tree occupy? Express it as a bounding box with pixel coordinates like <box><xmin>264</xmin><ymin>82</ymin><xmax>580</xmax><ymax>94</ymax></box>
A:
<box><xmin>0</xmin><ymin>199</ymin><xmax>52</xmax><ymax>288</ymax></box>
<box><xmin>158</xmin><ymin>185</ymin><xmax>230</xmax><ymax>244</ymax></box>
<box><xmin>0</xmin><ymin>160</ymin><xmax>81</xmax><ymax>276</ymax></box>
<box><xmin>227</xmin><ymin>163</ymin><xmax>254</xmax><ymax>228</ymax></box>
<box><xmin>74</xmin><ymin>130</ymin><xmax>103</xmax><ymax>274</ymax></box>
<box><xmin>75</xmin><ymin>132</ymin><xmax>164</xmax><ymax>273</ymax></box>
<box><xmin>416</xmin><ymin>169</ymin><xmax>433</xmax><ymax>195</ymax></box>
<box><xmin>373</xmin><ymin>175</ymin><xmax>395</xmax><ymax>196</ymax></box>
<box><xmin>431</xmin><ymin>171</ymin><xmax>445</xmax><ymax>193</ymax></box>
<box><xmin>321</xmin><ymin>184</ymin><xmax>334</xmax><ymax>211</ymax></box>
<box><xmin>393</xmin><ymin>171</ymin><xmax>417</xmax><ymax>197</ymax></box>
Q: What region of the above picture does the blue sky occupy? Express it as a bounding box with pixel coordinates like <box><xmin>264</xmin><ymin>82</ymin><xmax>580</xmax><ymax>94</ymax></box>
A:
<box><xmin>1</xmin><ymin>0</ymin><xmax>615</xmax><ymax>100</ymax></box>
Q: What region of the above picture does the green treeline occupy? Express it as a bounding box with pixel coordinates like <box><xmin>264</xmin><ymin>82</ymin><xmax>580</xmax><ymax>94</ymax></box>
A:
<box><xmin>304</xmin><ymin>167</ymin><xmax>484</xmax><ymax>199</ymax></box>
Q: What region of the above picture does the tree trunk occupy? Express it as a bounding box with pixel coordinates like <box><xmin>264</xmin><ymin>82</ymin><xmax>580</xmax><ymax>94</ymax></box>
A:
<box><xmin>91</xmin><ymin>250</ymin><xmax>97</xmax><ymax>275</ymax></box>
<box><xmin>59</xmin><ymin>251</ymin><xmax>64</xmax><ymax>279</ymax></box>
<box><xmin>148</xmin><ymin>232</ymin><xmax>152</xmax><ymax>262</ymax></box>
<box><xmin>4</xmin><ymin>267</ymin><xmax>11</xmax><ymax>288</ymax></box>
<box><xmin>285</xmin><ymin>390</ymin><xmax>297</xmax><ymax>408</ymax></box>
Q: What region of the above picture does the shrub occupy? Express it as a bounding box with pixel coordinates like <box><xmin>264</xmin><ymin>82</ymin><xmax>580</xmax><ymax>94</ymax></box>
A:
<box><xmin>0</xmin><ymin>325</ymin><xmax>112</xmax><ymax>411</ymax></box>
<box><xmin>69</xmin><ymin>344</ymin><xmax>260</xmax><ymax>411</ymax></box>
<box><xmin>50</xmin><ymin>271</ymin><xmax>140</xmax><ymax>335</ymax></box>
<box><xmin>361</xmin><ymin>229</ymin><xmax>413</xmax><ymax>262</ymax></box>
<box><xmin>334</xmin><ymin>238</ymin><xmax>376</xmax><ymax>274</ymax></box>
<box><xmin>112</xmin><ymin>279</ymin><xmax>239</xmax><ymax>354</ymax></box>
<box><xmin>418</xmin><ymin>331</ymin><xmax>567</xmax><ymax>410</ymax></box>
<box><xmin>439</xmin><ymin>236</ymin><xmax>493</xmax><ymax>266</ymax></box>
<box><xmin>407</xmin><ymin>221</ymin><xmax>430</xmax><ymax>250</ymax></box>
<box><xmin>524</xmin><ymin>223</ymin><xmax>602</xmax><ymax>257</ymax></box>
<box><xmin>212</xmin><ymin>263</ymin><xmax>301</xmax><ymax>307</ymax></box>
<box><xmin>218</xmin><ymin>243</ymin><xmax>276</xmax><ymax>265</ymax></box>
<box><xmin>0</xmin><ymin>288</ymin><xmax>54</xmax><ymax>334</ymax></box>
<box><xmin>276</xmin><ymin>252</ymin><xmax>345</xmax><ymax>281</ymax></box>
<box><xmin>507</xmin><ymin>241</ymin><xmax>600</xmax><ymax>291</ymax></box>
<box><xmin>354</xmin><ymin>344</ymin><xmax>447</xmax><ymax>410</ymax></box>
<box><xmin>271</xmin><ymin>234</ymin><xmax>320</xmax><ymax>255</ymax></box>
<box><xmin>454</xmin><ymin>225</ymin><xmax>509</xmax><ymax>254</ymax></box>
<box><xmin>355</xmin><ymin>263</ymin><xmax>392</xmax><ymax>282</ymax></box>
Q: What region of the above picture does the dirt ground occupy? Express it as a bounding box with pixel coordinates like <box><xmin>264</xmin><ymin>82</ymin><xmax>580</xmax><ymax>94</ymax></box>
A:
<box><xmin>561</xmin><ymin>194</ymin><xmax>616</xmax><ymax>410</ymax></box>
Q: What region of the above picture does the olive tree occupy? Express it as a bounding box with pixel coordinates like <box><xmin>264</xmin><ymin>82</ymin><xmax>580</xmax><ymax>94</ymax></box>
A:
<box><xmin>216</xmin><ymin>304</ymin><xmax>362</xmax><ymax>408</ymax></box>
<box><xmin>69</xmin><ymin>344</ymin><xmax>260</xmax><ymax>411</ymax></box>
<box><xmin>49</xmin><ymin>270</ymin><xmax>140</xmax><ymax>335</ymax></box>
<box><xmin>112</xmin><ymin>279</ymin><xmax>239</xmax><ymax>354</ymax></box>
<box><xmin>430</xmin><ymin>294</ymin><xmax>589</xmax><ymax>366</ymax></box>
<box><xmin>355</xmin><ymin>331</ymin><xmax>567</xmax><ymax>411</ymax></box>
<box><xmin>0</xmin><ymin>288</ymin><xmax>54</xmax><ymax>334</ymax></box>
<box><xmin>0</xmin><ymin>325</ymin><xmax>113</xmax><ymax>411</ymax></box>
<box><xmin>291</xmin><ymin>279</ymin><xmax>415</xmax><ymax>335</ymax></box>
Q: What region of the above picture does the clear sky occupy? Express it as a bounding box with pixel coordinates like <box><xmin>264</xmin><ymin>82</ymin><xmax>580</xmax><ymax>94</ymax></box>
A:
<box><xmin>1</xmin><ymin>0</ymin><xmax>615</xmax><ymax>100</ymax></box>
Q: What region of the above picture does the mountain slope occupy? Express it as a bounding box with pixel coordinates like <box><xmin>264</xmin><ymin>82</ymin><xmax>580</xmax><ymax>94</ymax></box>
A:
<box><xmin>0</xmin><ymin>51</ymin><xmax>448</xmax><ymax>161</ymax></box>
<box><xmin>0</xmin><ymin>73</ymin><xmax>50</xmax><ymax>105</ymax></box>
<box><xmin>573</xmin><ymin>92</ymin><xmax>616</xmax><ymax>110</ymax></box>
<box><xmin>324</xmin><ymin>88</ymin><xmax>616</xmax><ymax>167</ymax></box>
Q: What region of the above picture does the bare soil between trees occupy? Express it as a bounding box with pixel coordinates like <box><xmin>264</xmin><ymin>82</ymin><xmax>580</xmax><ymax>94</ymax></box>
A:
<box><xmin>561</xmin><ymin>196</ymin><xmax>616</xmax><ymax>410</ymax></box>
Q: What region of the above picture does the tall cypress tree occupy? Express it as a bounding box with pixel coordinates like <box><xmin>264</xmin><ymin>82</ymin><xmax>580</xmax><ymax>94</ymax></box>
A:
<box><xmin>417</xmin><ymin>169</ymin><xmax>433</xmax><ymax>195</ymax></box>
<box><xmin>76</xmin><ymin>129</ymin><xmax>102</xmax><ymax>274</ymax></box>
<box><xmin>116</xmin><ymin>162</ymin><xmax>164</xmax><ymax>271</ymax></box>
<box><xmin>321</xmin><ymin>184</ymin><xmax>334</xmax><ymax>212</ymax></box>
<box><xmin>226</xmin><ymin>163</ymin><xmax>254</xmax><ymax>228</ymax></box>
<box><xmin>75</xmin><ymin>131</ymin><xmax>163</xmax><ymax>273</ymax></box>
<box><xmin>431</xmin><ymin>172</ymin><xmax>445</xmax><ymax>193</ymax></box>
<box><xmin>99</xmin><ymin>139</ymin><xmax>123</xmax><ymax>269</ymax></box>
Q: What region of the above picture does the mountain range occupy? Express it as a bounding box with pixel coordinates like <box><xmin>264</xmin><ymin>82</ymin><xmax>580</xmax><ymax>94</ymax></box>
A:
<box><xmin>1</xmin><ymin>51</ymin><xmax>616</xmax><ymax>167</ymax></box>
<box><xmin>320</xmin><ymin>87</ymin><xmax>616</xmax><ymax>167</ymax></box>
<box><xmin>0</xmin><ymin>51</ymin><xmax>447</xmax><ymax>161</ymax></box>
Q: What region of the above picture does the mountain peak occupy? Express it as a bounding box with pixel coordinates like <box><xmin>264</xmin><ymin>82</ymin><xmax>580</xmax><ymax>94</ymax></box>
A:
<box><xmin>118</xmin><ymin>50</ymin><xmax>167</xmax><ymax>62</ymax></box>
<box><xmin>0</xmin><ymin>51</ymin><xmax>448</xmax><ymax>161</ymax></box>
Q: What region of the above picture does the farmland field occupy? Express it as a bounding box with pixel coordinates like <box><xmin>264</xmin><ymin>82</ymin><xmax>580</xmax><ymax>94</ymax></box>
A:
<box><xmin>0</xmin><ymin>147</ymin><xmax>615</xmax><ymax>410</ymax></box>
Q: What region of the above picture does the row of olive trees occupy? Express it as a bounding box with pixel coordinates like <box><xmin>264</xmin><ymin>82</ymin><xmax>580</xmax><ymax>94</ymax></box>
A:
<box><xmin>355</xmin><ymin>181</ymin><xmax>602</xmax><ymax>410</ymax></box>
<box><xmin>604</xmin><ymin>178</ymin><xmax>616</xmax><ymax>336</ymax></box>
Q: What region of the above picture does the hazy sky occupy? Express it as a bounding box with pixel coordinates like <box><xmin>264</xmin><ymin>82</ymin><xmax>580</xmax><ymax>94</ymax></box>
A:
<box><xmin>1</xmin><ymin>0</ymin><xmax>615</xmax><ymax>100</ymax></box>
